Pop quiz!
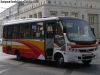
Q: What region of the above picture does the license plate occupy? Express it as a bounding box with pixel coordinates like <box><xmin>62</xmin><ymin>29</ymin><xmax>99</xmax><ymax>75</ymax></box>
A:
<box><xmin>85</xmin><ymin>54</ymin><xmax>93</xmax><ymax>56</ymax></box>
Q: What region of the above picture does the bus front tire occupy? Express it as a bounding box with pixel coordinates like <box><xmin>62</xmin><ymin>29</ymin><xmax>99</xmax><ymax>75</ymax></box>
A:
<box><xmin>82</xmin><ymin>60</ymin><xmax>92</xmax><ymax>65</ymax></box>
<box><xmin>57</xmin><ymin>55</ymin><xmax>65</xmax><ymax>68</ymax></box>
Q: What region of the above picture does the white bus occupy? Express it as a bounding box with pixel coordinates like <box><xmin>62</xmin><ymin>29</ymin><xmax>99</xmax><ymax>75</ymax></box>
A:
<box><xmin>2</xmin><ymin>17</ymin><xmax>98</xmax><ymax>67</ymax></box>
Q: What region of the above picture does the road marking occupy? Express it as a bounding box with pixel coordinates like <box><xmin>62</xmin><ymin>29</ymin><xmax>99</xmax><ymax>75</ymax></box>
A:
<box><xmin>63</xmin><ymin>69</ymin><xmax>73</xmax><ymax>75</ymax></box>
<box><xmin>0</xmin><ymin>68</ymin><xmax>12</xmax><ymax>74</ymax></box>
<box><xmin>0</xmin><ymin>65</ymin><xmax>6</xmax><ymax>66</ymax></box>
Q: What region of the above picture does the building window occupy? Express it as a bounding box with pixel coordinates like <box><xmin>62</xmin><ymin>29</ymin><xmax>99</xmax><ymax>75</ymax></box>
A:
<box><xmin>85</xmin><ymin>4</ymin><xmax>88</xmax><ymax>7</ymax></box>
<box><xmin>44</xmin><ymin>1</ymin><xmax>45</xmax><ymax>4</ymax></box>
<box><xmin>61</xmin><ymin>12</ymin><xmax>68</xmax><ymax>16</ymax></box>
<box><xmin>64</xmin><ymin>2</ymin><xmax>67</xmax><ymax>6</ymax></box>
<box><xmin>29</xmin><ymin>15</ymin><xmax>32</xmax><ymax>18</ymax></box>
<box><xmin>48</xmin><ymin>1</ymin><xmax>51</xmax><ymax>4</ymax></box>
<box><xmin>71</xmin><ymin>13</ymin><xmax>78</xmax><ymax>17</ymax></box>
<box><xmin>88</xmin><ymin>15</ymin><xmax>94</xmax><ymax>25</ymax></box>
<box><xmin>53</xmin><ymin>1</ymin><xmax>56</xmax><ymax>5</ymax></box>
<box><xmin>34</xmin><ymin>14</ymin><xmax>37</xmax><ymax>18</ymax></box>
<box><xmin>80</xmin><ymin>3</ymin><xmax>82</xmax><ymax>7</ymax></box>
<box><xmin>94</xmin><ymin>5</ymin><xmax>96</xmax><ymax>8</ymax></box>
<box><xmin>82</xmin><ymin>14</ymin><xmax>84</xmax><ymax>19</ymax></box>
<box><xmin>90</xmin><ymin>4</ymin><xmax>92</xmax><ymax>8</ymax></box>
<box><xmin>38</xmin><ymin>12</ymin><xmax>42</xmax><ymax>18</ymax></box>
<box><xmin>50</xmin><ymin>11</ymin><xmax>57</xmax><ymax>17</ymax></box>
<box><xmin>69</xmin><ymin>2</ymin><xmax>72</xmax><ymax>6</ymax></box>
<box><xmin>74</xmin><ymin>3</ymin><xmax>76</xmax><ymax>6</ymax></box>
<box><xmin>59</xmin><ymin>1</ymin><xmax>62</xmax><ymax>5</ymax></box>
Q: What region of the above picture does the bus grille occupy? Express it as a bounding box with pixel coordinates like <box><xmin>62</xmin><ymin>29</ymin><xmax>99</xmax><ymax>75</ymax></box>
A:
<box><xmin>79</xmin><ymin>49</ymin><xmax>94</xmax><ymax>52</ymax></box>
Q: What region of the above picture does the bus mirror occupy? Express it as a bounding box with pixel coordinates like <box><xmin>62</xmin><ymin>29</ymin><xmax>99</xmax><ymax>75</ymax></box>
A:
<box><xmin>63</xmin><ymin>27</ymin><xmax>66</xmax><ymax>33</ymax></box>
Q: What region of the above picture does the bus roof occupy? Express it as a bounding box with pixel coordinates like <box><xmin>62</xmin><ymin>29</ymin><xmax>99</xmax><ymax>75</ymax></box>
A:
<box><xmin>3</xmin><ymin>16</ymin><xmax>83</xmax><ymax>26</ymax></box>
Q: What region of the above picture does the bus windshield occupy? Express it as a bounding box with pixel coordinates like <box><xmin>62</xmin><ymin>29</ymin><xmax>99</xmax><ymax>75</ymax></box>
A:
<box><xmin>62</xmin><ymin>19</ymin><xmax>96</xmax><ymax>42</ymax></box>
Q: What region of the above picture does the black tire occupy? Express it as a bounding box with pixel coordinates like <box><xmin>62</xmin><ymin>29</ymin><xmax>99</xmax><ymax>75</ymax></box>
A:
<box><xmin>57</xmin><ymin>55</ymin><xmax>65</xmax><ymax>68</ymax></box>
<box><xmin>16</xmin><ymin>51</ymin><xmax>21</xmax><ymax>60</ymax></box>
<box><xmin>16</xmin><ymin>51</ymin><xmax>25</xmax><ymax>61</ymax></box>
<box><xmin>82</xmin><ymin>60</ymin><xmax>92</xmax><ymax>65</ymax></box>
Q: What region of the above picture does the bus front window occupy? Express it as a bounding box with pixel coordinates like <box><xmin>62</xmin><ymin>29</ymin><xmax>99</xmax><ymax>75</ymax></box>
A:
<box><xmin>62</xmin><ymin>19</ymin><xmax>96</xmax><ymax>43</ymax></box>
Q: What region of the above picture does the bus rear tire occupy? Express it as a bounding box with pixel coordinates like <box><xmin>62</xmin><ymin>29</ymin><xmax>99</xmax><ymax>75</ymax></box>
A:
<box><xmin>16</xmin><ymin>51</ymin><xmax>21</xmax><ymax>60</ymax></box>
<box><xmin>16</xmin><ymin>51</ymin><xmax>25</xmax><ymax>61</ymax></box>
<box><xmin>82</xmin><ymin>60</ymin><xmax>92</xmax><ymax>65</ymax></box>
<box><xmin>57</xmin><ymin>55</ymin><xmax>65</xmax><ymax>68</ymax></box>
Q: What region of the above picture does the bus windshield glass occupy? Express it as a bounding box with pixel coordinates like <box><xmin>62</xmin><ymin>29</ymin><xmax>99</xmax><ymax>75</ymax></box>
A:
<box><xmin>62</xmin><ymin>19</ymin><xmax>96</xmax><ymax>42</ymax></box>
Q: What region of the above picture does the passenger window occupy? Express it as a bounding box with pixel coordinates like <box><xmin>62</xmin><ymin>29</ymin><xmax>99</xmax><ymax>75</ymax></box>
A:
<box><xmin>31</xmin><ymin>22</ymin><xmax>44</xmax><ymax>40</ymax></box>
<box><xmin>3</xmin><ymin>26</ymin><xmax>7</xmax><ymax>39</ymax></box>
<box><xmin>19</xmin><ymin>24</ymin><xmax>31</xmax><ymax>39</ymax></box>
<box><xmin>46</xmin><ymin>22</ymin><xmax>54</xmax><ymax>38</ymax></box>
<box><xmin>6</xmin><ymin>26</ymin><xmax>13</xmax><ymax>39</ymax></box>
<box><xmin>12</xmin><ymin>25</ymin><xmax>19</xmax><ymax>39</ymax></box>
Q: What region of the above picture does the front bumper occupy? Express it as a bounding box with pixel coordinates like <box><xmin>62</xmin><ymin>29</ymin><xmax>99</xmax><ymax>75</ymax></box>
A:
<box><xmin>68</xmin><ymin>50</ymin><xmax>98</xmax><ymax>62</ymax></box>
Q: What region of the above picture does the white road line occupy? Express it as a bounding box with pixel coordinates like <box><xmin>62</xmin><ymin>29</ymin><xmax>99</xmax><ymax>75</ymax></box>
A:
<box><xmin>0</xmin><ymin>68</ymin><xmax>12</xmax><ymax>74</ymax></box>
<box><xmin>0</xmin><ymin>65</ymin><xmax>6</xmax><ymax>66</ymax></box>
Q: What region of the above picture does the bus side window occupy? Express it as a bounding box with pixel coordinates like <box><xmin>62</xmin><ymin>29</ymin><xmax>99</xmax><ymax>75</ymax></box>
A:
<box><xmin>46</xmin><ymin>23</ymin><xmax>54</xmax><ymax>38</ymax></box>
<box><xmin>31</xmin><ymin>22</ymin><xmax>44</xmax><ymax>40</ymax></box>
<box><xmin>19</xmin><ymin>24</ymin><xmax>31</xmax><ymax>39</ymax></box>
<box><xmin>31</xmin><ymin>24</ymin><xmax>36</xmax><ymax>39</ymax></box>
<box><xmin>6</xmin><ymin>26</ymin><xmax>13</xmax><ymax>39</ymax></box>
<box><xmin>12</xmin><ymin>25</ymin><xmax>19</xmax><ymax>39</ymax></box>
<box><xmin>3</xmin><ymin>26</ymin><xmax>7</xmax><ymax>39</ymax></box>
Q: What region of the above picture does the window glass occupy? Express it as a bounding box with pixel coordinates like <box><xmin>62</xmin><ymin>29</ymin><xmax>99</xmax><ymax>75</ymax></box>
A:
<box><xmin>3</xmin><ymin>26</ymin><xmax>7</xmax><ymax>39</ymax></box>
<box><xmin>6</xmin><ymin>25</ymin><xmax>13</xmax><ymax>39</ymax></box>
<box><xmin>19</xmin><ymin>24</ymin><xmax>31</xmax><ymax>39</ymax></box>
<box><xmin>31</xmin><ymin>22</ymin><xmax>44</xmax><ymax>39</ymax></box>
<box><xmin>12</xmin><ymin>25</ymin><xmax>19</xmax><ymax>39</ymax></box>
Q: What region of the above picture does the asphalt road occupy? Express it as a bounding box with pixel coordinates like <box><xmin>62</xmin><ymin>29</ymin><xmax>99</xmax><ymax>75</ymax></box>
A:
<box><xmin>0</xmin><ymin>46</ymin><xmax>100</xmax><ymax>75</ymax></box>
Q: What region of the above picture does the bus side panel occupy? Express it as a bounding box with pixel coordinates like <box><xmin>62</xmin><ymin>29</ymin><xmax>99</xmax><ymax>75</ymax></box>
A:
<box><xmin>2</xmin><ymin>40</ymin><xmax>7</xmax><ymax>54</ymax></box>
<box><xmin>11</xmin><ymin>39</ymin><xmax>45</xmax><ymax>60</ymax></box>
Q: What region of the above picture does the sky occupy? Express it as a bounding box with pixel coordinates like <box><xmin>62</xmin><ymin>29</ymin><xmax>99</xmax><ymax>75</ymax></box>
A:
<box><xmin>0</xmin><ymin>3</ymin><xmax>16</xmax><ymax>13</ymax></box>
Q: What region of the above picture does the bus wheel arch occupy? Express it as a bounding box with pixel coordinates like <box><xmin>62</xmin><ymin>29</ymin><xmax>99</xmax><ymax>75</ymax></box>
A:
<box><xmin>14</xmin><ymin>49</ymin><xmax>25</xmax><ymax>60</ymax></box>
<box><xmin>54</xmin><ymin>52</ymin><xmax>65</xmax><ymax>68</ymax></box>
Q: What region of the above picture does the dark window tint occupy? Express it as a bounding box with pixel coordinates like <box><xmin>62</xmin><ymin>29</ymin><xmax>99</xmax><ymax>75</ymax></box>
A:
<box><xmin>6</xmin><ymin>25</ymin><xmax>13</xmax><ymax>39</ymax></box>
<box><xmin>3</xmin><ymin>26</ymin><xmax>7</xmax><ymax>39</ymax></box>
<box><xmin>12</xmin><ymin>25</ymin><xmax>19</xmax><ymax>39</ymax></box>
<box><xmin>19</xmin><ymin>24</ymin><xmax>31</xmax><ymax>39</ymax></box>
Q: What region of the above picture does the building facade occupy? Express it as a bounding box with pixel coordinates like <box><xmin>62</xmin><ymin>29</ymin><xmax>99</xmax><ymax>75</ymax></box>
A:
<box><xmin>0</xmin><ymin>0</ymin><xmax>100</xmax><ymax>38</ymax></box>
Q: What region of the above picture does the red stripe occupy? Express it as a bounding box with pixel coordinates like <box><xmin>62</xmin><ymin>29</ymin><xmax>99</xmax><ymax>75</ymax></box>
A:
<box><xmin>14</xmin><ymin>40</ymin><xmax>42</xmax><ymax>58</ymax></box>
<box><xmin>71</xmin><ymin>44</ymin><xmax>98</xmax><ymax>48</ymax></box>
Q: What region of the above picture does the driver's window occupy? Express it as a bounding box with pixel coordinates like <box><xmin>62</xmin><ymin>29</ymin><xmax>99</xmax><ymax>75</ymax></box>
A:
<box><xmin>55</xmin><ymin>23</ymin><xmax>64</xmax><ymax>46</ymax></box>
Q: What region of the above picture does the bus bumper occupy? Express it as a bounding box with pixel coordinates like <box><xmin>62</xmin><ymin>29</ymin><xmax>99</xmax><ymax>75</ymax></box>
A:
<box><xmin>67</xmin><ymin>50</ymin><xmax>98</xmax><ymax>62</ymax></box>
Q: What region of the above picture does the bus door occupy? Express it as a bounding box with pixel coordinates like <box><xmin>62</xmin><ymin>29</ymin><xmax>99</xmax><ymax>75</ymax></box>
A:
<box><xmin>45</xmin><ymin>22</ymin><xmax>55</xmax><ymax>59</ymax></box>
<box><xmin>6</xmin><ymin>26</ymin><xmax>13</xmax><ymax>54</ymax></box>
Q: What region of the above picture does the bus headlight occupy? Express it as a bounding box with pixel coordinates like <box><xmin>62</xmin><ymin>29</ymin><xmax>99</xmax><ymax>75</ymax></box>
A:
<box><xmin>74</xmin><ymin>49</ymin><xmax>79</xmax><ymax>52</ymax></box>
<box><xmin>69</xmin><ymin>48</ymin><xmax>80</xmax><ymax>52</ymax></box>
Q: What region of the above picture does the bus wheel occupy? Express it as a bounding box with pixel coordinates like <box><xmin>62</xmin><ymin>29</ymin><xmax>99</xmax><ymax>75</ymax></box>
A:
<box><xmin>16</xmin><ymin>51</ymin><xmax>21</xmax><ymax>60</ymax></box>
<box><xmin>57</xmin><ymin>55</ymin><xmax>65</xmax><ymax>68</ymax></box>
<box><xmin>82</xmin><ymin>60</ymin><xmax>92</xmax><ymax>65</ymax></box>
